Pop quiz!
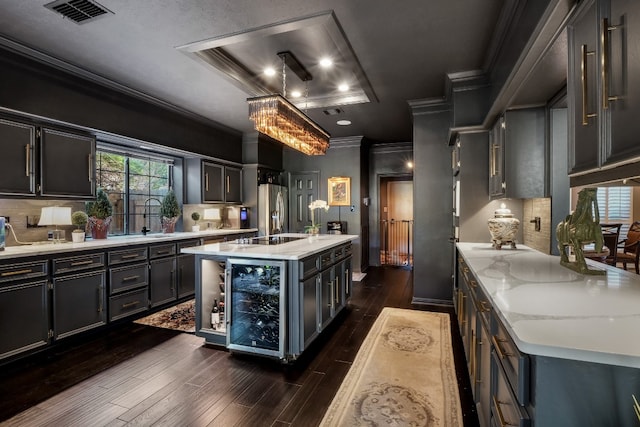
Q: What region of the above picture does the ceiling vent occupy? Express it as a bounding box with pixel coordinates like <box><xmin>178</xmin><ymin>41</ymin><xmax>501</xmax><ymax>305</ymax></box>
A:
<box><xmin>323</xmin><ymin>108</ymin><xmax>343</xmax><ymax>116</ymax></box>
<box><xmin>44</xmin><ymin>0</ymin><xmax>113</xmax><ymax>24</ymax></box>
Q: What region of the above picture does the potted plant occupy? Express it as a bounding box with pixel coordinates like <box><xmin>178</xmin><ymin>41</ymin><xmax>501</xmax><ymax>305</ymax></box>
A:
<box><xmin>191</xmin><ymin>211</ymin><xmax>201</xmax><ymax>232</ymax></box>
<box><xmin>305</xmin><ymin>199</ymin><xmax>330</xmax><ymax>235</ymax></box>
<box><xmin>86</xmin><ymin>188</ymin><xmax>113</xmax><ymax>239</ymax></box>
<box><xmin>160</xmin><ymin>189</ymin><xmax>180</xmax><ymax>233</ymax></box>
<box><xmin>71</xmin><ymin>211</ymin><xmax>88</xmax><ymax>243</ymax></box>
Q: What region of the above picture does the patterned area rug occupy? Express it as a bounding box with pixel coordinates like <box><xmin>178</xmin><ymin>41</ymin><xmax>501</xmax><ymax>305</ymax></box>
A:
<box><xmin>320</xmin><ymin>308</ymin><xmax>462</xmax><ymax>427</ymax></box>
<box><xmin>133</xmin><ymin>299</ymin><xmax>195</xmax><ymax>333</ymax></box>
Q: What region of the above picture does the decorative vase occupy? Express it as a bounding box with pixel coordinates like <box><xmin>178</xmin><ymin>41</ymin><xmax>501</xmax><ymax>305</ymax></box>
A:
<box><xmin>161</xmin><ymin>216</ymin><xmax>178</xmax><ymax>234</ymax></box>
<box><xmin>487</xmin><ymin>204</ymin><xmax>519</xmax><ymax>249</ymax></box>
<box><xmin>72</xmin><ymin>230</ymin><xmax>85</xmax><ymax>243</ymax></box>
<box><xmin>88</xmin><ymin>216</ymin><xmax>111</xmax><ymax>240</ymax></box>
<box><xmin>191</xmin><ymin>225</ymin><xmax>200</xmax><ymax>232</ymax></box>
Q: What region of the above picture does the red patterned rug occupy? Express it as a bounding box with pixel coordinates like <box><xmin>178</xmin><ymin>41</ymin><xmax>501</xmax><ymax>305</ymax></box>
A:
<box><xmin>133</xmin><ymin>299</ymin><xmax>195</xmax><ymax>333</ymax></box>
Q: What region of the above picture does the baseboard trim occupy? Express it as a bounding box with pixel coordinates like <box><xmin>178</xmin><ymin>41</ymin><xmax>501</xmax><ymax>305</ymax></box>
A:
<box><xmin>411</xmin><ymin>297</ymin><xmax>453</xmax><ymax>307</ymax></box>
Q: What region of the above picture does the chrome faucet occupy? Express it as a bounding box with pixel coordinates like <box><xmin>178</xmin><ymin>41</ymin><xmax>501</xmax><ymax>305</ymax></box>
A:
<box><xmin>141</xmin><ymin>197</ymin><xmax>162</xmax><ymax>235</ymax></box>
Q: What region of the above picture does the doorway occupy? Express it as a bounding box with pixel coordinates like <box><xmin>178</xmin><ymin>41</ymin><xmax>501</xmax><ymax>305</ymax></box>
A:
<box><xmin>380</xmin><ymin>176</ymin><xmax>414</xmax><ymax>267</ymax></box>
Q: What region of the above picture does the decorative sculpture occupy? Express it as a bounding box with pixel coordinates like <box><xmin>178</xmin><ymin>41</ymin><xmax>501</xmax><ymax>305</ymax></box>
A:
<box><xmin>488</xmin><ymin>203</ymin><xmax>520</xmax><ymax>249</ymax></box>
<box><xmin>556</xmin><ymin>187</ymin><xmax>605</xmax><ymax>275</ymax></box>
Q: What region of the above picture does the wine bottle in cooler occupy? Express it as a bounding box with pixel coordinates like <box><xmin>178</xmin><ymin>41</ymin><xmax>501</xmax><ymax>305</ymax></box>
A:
<box><xmin>211</xmin><ymin>299</ymin><xmax>220</xmax><ymax>330</ymax></box>
<box><xmin>218</xmin><ymin>300</ymin><xmax>225</xmax><ymax>328</ymax></box>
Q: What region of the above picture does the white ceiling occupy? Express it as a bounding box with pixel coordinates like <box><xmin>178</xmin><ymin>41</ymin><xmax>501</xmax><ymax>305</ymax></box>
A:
<box><xmin>0</xmin><ymin>0</ymin><xmax>505</xmax><ymax>142</ymax></box>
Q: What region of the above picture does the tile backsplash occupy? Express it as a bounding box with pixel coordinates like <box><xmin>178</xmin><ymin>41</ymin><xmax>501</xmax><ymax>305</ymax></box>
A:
<box><xmin>523</xmin><ymin>198</ymin><xmax>551</xmax><ymax>254</ymax></box>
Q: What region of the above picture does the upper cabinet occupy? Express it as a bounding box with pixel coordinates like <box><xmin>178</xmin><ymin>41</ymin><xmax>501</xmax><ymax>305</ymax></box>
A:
<box><xmin>0</xmin><ymin>117</ymin><xmax>95</xmax><ymax>198</ymax></box>
<box><xmin>568</xmin><ymin>0</ymin><xmax>640</xmax><ymax>174</ymax></box>
<box><xmin>186</xmin><ymin>159</ymin><xmax>242</xmax><ymax>204</ymax></box>
<box><xmin>489</xmin><ymin>108</ymin><xmax>547</xmax><ymax>199</ymax></box>
<box><xmin>40</xmin><ymin>128</ymin><xmax>95</xmax><ymax>198</ymax></box>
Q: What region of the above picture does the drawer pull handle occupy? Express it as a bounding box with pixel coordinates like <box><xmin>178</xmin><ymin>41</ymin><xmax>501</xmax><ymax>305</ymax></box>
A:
<box><xmin>121</xmin><ymin>254</ymin><xmax>140</xmax><ymax>259</ymax></box>
<box><xmin>122</xmin><ymin>301</ymin><xmax>140</xmax><ymax>309</ymax></box>
<box><xmin>479</xmin><ymin>301</ymin><xmax>491</xmax><ymax>312</ymax></box>
<box><xmin>492</xmin><ymin>395</ymin><xmax>516</xmax><ymax>427</ymax></box>
<box><xmin>469</xmin><ymin>279</ymin><xmax>478</xmax><ymax>288</ymax></box>
<box><xmin>1</xmin><ymin>268</ymin><xmax>34</xmax><ymax>277</ymax></box>
<box><xmin>156</xmin><ymin>250</ymin><xmax>170</xmax><ymax>255</ymax></box>
<box><xmin>71</xmin><ymin>260</ymin><xmax>94</xmax><ymax>266</ymax></box>
<box><xmin>463</xmin><ymin>267</ymin><xmax>469</xmax><ymax>273</ymax></box>
<box><xmin>122</xmin><ymin>275</ymin><xmax>140</xmax><ymax>282</ymax></box>
<box><xmin>492</xmin><ymin>335</ymin><xmax>513</xmax><ymax>359</ymax></box>
<box><xmin>25</xmin><ymin>144</ymin><xmax>31</xmax><ymax>177</ymax></box>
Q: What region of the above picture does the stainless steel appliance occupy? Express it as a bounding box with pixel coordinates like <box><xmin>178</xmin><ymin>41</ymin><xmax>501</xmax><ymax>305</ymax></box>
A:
<box><xmin>258</xmin><ymin>184</ymin><xmax>288</xmax><ymax>235</ymax></box>
<box><xmin>327</xmin><ymin>221</ymin><xmax>347</xmax><ymax>234</ymax></box>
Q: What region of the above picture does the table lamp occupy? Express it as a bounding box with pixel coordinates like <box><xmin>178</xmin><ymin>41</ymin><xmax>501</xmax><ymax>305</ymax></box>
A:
<box><xmin>38</xmin><ymin>206</ymin><xmax>72</xmax><ymax>243</ymax></box>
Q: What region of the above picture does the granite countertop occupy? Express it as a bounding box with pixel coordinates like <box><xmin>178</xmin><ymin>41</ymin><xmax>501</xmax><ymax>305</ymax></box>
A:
<box><xmin>457</xmin><ymin>242</ymin><xmax>640</xmax><ymax>368</ymax></box>
<box><xmin>0</xmin><ymin>228</ymin><xmax>258</xmax><ymax>259</ymax></box>
<box><xmin>181</xmin><ymin>233</ymin><xmax>358</xmax><ymax>260</ymax></box>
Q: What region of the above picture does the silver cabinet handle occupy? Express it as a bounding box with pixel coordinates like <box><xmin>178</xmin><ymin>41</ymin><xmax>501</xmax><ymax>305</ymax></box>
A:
<box><xmin>25</xmin><ymin>144</ymin><xmax>30</xmax><ymax>177</ymax></box>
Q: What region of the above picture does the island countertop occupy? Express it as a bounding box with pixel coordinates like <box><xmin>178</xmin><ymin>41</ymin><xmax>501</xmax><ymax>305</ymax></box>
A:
<box><xmin>181</xmin><ymin>233</ymin><xmax>358</xmax><ymax>260</ymax></box>
<box><xmin>457</xmin><ymin>242</ymin><xmax>640</xmax><ymax>368</ymax></box>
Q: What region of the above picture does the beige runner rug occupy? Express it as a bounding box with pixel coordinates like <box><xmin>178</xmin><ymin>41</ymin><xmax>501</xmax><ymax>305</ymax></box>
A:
<box><xmin>321</xmin><ymin>308</ymin><xmax>462</xmax><ymax>426</ymax></box>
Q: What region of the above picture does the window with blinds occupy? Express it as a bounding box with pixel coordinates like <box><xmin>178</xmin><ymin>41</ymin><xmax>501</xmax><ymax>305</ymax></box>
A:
<box><xmin>597</xmin><ymin>187</ymin><xmax>633</xmax><ymax>238</ymax></box>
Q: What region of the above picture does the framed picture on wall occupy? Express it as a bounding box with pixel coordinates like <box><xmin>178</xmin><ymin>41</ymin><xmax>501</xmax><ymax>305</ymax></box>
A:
<box><xmin>328</xmin><ymin>176</ymin><xmax>350</xmax><ymax>206</ymax></box>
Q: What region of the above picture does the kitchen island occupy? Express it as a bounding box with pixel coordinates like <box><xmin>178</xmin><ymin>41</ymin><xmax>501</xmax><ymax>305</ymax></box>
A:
<box><xmin>181</xmin><ymin>233</ymin><xmax>357</xmax><ymax>362</ymax></box>
<box><xmin>456</xmin><ymin>242</ymin><xmax>640</xmax><ymax>427</ymax></box>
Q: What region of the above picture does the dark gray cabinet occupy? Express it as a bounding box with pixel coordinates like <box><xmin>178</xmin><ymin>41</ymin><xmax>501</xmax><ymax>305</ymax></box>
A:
<box><xmin>568</xmin><ymin>0</ymin><xmax>640</xmax><ymax>173</ymax></box>
<box><xmin>301</xmin><ymin>275</ymin><xmax>319</xmax><ymax>349</ymax></box>
<box><xmin>149</xmin><ymin>243</ymin><xmax>177</xmax><ymax>307</ymax></box>
<box><xmin>108</xmin><ymin>246</ymin><xmax>149</xmax><ymax>321</ymax></box>
<box><xmin>186</xmin><ymin>159</ymin><xmax>242</xmax><ymax>204</ymax></box>
<box><xmin>0</xmin><ymin>118</ymin><xmax>36</xmax><ymax>196</ymax></box>
<box><xmin>40</xmin><ymin>127</ymin><xmax>95</xmax><ymax>198</ymax></box>
<box><xmin>176</xmin><ymin>239</ymin><xmax>200</xmax><ymax>298</ymax></box>
<box><xmin>0</xmin><ymin>260</ymin><xmax>49</xmax><ymax>360</ymax></box>
<box><xmin>489</xmin><ymin>108</ymin><xmax>546</xmax><ymax>199</ymax></box>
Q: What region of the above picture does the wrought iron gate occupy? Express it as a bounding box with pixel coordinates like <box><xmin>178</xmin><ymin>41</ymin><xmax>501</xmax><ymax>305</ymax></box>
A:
<box><xmin>380</xmin><ymin>219</ymin><xmax>413</xmax><ymax>267</ymax></box>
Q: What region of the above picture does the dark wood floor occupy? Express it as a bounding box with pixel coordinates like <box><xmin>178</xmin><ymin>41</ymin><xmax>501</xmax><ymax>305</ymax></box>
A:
<box><xmin>0</xmin><ymin>266</ymin><xmax>478</xmax><ymax>427</ymax></box>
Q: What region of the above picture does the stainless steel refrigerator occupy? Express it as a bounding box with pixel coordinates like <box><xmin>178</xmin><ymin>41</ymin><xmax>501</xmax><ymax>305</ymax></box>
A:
<box><xmin>258</xmin><ymin>184</ymin><xmax>288</xmax><ymax>235</ymax></box>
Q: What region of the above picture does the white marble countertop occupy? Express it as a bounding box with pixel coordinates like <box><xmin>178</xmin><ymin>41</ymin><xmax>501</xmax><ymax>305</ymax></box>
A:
<box><xmin>0</xmin><ymin>228</ymin><xmax>258</xmax><ymax>260</ymax></box>
<box><xmin>457</xmin><ymin>242</ymin><xmax>640</xmax><ymax>368</ymax></box>
<box><xmin>181</xmin><ymin>233</ymin><xmax>358</xmax><ymax>260</ymax></box>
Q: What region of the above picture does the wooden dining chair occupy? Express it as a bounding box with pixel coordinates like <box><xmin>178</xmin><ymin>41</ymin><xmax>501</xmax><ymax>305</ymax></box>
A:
<box><xmin>616</xmin><ymin>222</ymin><xmax>640</xmax><ymax>273</ymax></box>
<box><xmin>600</xmin><ymin>223</ymin><xmax>622</xmax><ymax>265</ymax></box>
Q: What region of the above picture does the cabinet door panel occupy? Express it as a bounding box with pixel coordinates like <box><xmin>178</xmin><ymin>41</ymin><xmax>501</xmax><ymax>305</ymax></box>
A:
<box><xmin>203</xmin><ymin>162</ymin><xmax>224</xmax><ymax>202</ymax></box>
<box><xmin>53</xmin><ymin>270</ymin><xmax>106</xmax><ymax>339</ymax></box>
<box><xmin>0</xmin><ymin>118</ymin><xmax>35</xmax><ymax>195</ymax></box>
<box><xmin>177</xmin><ymin>254</ymin><xmax>196</xmax><ymax>298</ymax></box>
<box><xmin>225</xmin><ymin>166</ymin><xmax>242</xmax><ymax>203</ymax></box>
<box><xmin>0</xmin><ymin>281</ymin><xmax>48</xmax><ymax>359</ymax></box>
<box><xmin>568</xmin><ymin>0</ymin><xmax>600</xmax><ymax>173</ymax></box>
<box><xmin>605</xmin><ymin>0</ymin><xmax>640</xmax><ymax>165</ymax></box>
<box><xmin>319</xmin><ymin>268</ymin><xmax>333</xmax><ymax>331</ymax></box>
<box><xmin>40</xmin><ymin>128</ymin><xmax>95</xmax><ymax>198</ymax></box>
<box><xmin>150</xmin><ymin>257</ymin><xmax>176</xmax><ymax>307</ymax></box>
<box><xmin>302</xmin><ymin>275</ymin><xmax>319</xmax><ymax>348</ymax></box>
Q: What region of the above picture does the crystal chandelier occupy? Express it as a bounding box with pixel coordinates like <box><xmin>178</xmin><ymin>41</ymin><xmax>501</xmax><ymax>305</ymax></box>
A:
<box><xmin>248</xmin><ymin>52</ymin><xmax>330</xmax><ymax>155</ymax></box>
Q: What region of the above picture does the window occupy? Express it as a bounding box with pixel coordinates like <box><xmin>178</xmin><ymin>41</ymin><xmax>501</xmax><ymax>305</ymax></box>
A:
<box><xmin>597</xmin><ymin>186</ymin><xmax>633</xmax><ymax>238</ymax></box>
<box><xmin>95</xmin><ymin>147</ymin><xmax>173</xmax><ymax>235</ymax></box>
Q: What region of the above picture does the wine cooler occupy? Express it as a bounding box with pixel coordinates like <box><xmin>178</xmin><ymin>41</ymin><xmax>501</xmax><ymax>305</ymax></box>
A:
<box><xmin>226</xmin><ymin>258</ymin><xmax>285</xmax><ymax>359</ymax></box>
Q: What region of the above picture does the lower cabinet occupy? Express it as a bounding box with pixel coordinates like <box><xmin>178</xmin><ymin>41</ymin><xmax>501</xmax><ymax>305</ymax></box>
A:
<box><xmin>300</xmin><ymin>274</ymin><xmax>319</xmax><ymax>349</ymax></box>
<box><xmin>176</xmin><ymin>239</ymin><xmax>200</xmax><ymax>298</ymax></box>
<box><xmin>150</xmin><ymin>257</ymin><xmax>177</xmax><ymax>307</ymax></box>
<box><xmin>319</xmin><ymin>267</ymin><xmax>334</xmax><ymax>331</ymax></box>
<box><xmin>0</xmin><ymin>280</ymin><xmax>49</xmax><ymax>359</ymax></box>
<box><xmin>53</xmin><ymin>269</ymin><xmax>107</xmax><ymax>339</ymax></box>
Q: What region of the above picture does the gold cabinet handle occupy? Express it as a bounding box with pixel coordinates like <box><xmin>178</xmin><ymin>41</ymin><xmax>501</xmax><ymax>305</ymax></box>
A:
<box><xmin>479</xmin><ymin>300</ymin><xmax>491</xmax><ymax>313</ymax></box>
<box><xmin>121</xmin><ymin>254</ymin><xmax>140</xmax><ymax>259</ymax></box>
<box><xmin>70</xmin><ymin>260</ymin><xmax>94</xmax><ymax>266</ymax></box>
<box><xmin>491</xmin><ymin>143</ymin><xmax>499</xmax><ymax>176</ymax></box>
<box><xmin>87</xmin><ymin>154</ymin><xmax>93</xmax><ymax>182</ymax></box>
<box><xmin>122</xmin><ymin>300</ymin><xmax>140</xmax><ymax>309</ymax></box>
<box><xmin>492</xmin><ymin>395</ymin><xmax>516</xmax><ymax>427</ymax></box>
<box><xmin>1</xmin><ymin>268</ymin><xmax>34</xmax><ymax>277</ymax></box>
<box><xmin>601</xmin><ymin>18</ymin><xmax>621</xmax><ymax>110</ymax></box>
<box><xmin>205</xmin><ymin>173</ymin><xmax>209</xmax><ymax>191</ymax></box>
<box><xmin>469</xmin><ymin>279</ymin><xmax>478</xmax><ymax>288</ymax></box>
<box><xmin>226</xmin><ymin>175</ymin><xmax>230</xmax><ymax>193</ymax></box>
<box><xmin>121</xmin><ymin>275</ymin><xmax>140</xmax><ymax>282</ymax></box>
<box><xmin>581</xmin><ymin>44</ymin><xmax>597</xmax><ymax>125</ymax></box>
<box><xmin>492</xmin><ymin>335</ymin><xmax>513</xmax><ymax>359</ymax></box>
<box><xmin>25</xmin><ymin>144</ymin><xmax>30</xmax><ymax>177</ymax></box>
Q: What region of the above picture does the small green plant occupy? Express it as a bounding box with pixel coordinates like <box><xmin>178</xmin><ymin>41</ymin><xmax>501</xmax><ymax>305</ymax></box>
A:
<box><xmin>71</xmin><ymin>211</ymin><xmax>88</xmax><ymax>230</ymax></box>
<box><xmin>86</xmin><ymin>188</ymin><xmax>113</xmax><ymax>219</ymax></box>
<box><xmin>191</xmin><ymin>211</ymin><xmax>201</xmax><ymax>223</ymax></box>
<box><xmin>160</xmin><ymin>189</ymin><xmax>180</xmax><ymax>219</ymax></box>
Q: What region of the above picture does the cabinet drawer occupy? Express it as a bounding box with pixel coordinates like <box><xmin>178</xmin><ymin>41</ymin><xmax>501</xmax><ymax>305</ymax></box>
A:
<box><xmin>109</xmin><ymin>262</ymin><xmax>148</xmax><ymax>295</ymax></box>
<box><xmin>299</xmin><ymin>255</ymin><xmax>319</xmax><ymax>280</ymax></box>
<box><xmin>319</xmin><ymin>250</ymin><xmax>333</xmax><ymax>270</ymax></box>
<box><xmin>108</xmin><ymin>247</ymin><xmax>147</xmax><ymax>265</ymax></box>
<box><xmin>0</xmin><ymin>260</ymin><xmax>48</xmax><ymax>283</ymax></box>
<box><xmin>149</xmin><ymin>243</ymin><xmax>176</xmax><ymax>259</ymax></box>
<box><xmin>491</xmin><ymin>351</ymin><xmax>531</xmax><ymax>427</ymax></box>
<box><xmin>492</xmin><ymin>313</ymin><xmax>530</xmax><ymax>405</ymax></box>
<box><xmin>53</xmin><ymin>253</ymin><xmax>105</xmax><ymax>275</ymax></box>
<box><xmin>109</xmin><ymin>288</ymin><xmax>148</xmax><ymax>321</ymax></box>
<box><xmin>177</xmin><ymin>239</ymin><xmax>201</xmax><ymax>250</ymax></box>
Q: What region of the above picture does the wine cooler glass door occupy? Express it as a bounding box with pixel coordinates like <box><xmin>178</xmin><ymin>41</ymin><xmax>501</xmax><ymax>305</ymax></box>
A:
<box><xmin>226</xmin><ymin>258</ymin><xmax>285</xmax><ymax>358</ymax></box>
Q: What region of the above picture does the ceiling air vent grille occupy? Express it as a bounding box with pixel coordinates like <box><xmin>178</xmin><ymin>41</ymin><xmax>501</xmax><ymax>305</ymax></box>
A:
<box><xmin>44</xmin><ymin>0</ymin><xmax>113</xmax><ymax>24</ymax></box>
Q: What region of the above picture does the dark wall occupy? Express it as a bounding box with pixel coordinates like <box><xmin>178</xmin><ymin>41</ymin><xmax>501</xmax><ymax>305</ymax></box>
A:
<box><xmin>0</xmin><ymin>48</ymin><xmax>242</xmax><ymax>162</ymax></box>
<box><xmin>411</xmin><ymin>103</ymin><xmax>453</xmax><ymax>304</ymax></box>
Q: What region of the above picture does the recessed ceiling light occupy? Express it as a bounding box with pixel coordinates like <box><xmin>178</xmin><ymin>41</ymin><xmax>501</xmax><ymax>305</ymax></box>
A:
<box><xmin>407</xmin><ymin>161</ymin><xmax>414</xmax><ymax>169</ymax></box>
<box><xmin>291</xmin><ymin>90</ymin><xmax>302</xmax><ymax>98</ymax></box>
<box><xmin>319</xmin><ymin>57</ymin><xmax>333</xmax><ymax>68</ymax></box>
<box><xmin>337</xmin><ymin>120</ymin><xmax>351</xmax><ymax>126</ymax></box>
<box><xmin>264</xmin><ymin>67</ymin><xmax>276</xmax><ymax>76</ymax></box>
<box><xmin>338</xmin><ymin>83</ymin><xmax>349</xmax><ymax>92</ymax></box>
